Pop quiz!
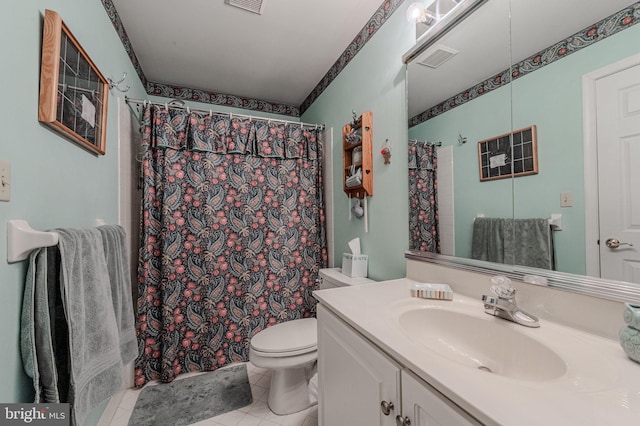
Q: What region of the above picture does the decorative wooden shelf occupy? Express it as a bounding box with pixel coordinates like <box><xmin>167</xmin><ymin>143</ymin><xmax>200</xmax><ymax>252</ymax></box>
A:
<box><xmin>343</xmin><ymin>111</ymin><xmax>373</xmax><ymax>199</ymax></box>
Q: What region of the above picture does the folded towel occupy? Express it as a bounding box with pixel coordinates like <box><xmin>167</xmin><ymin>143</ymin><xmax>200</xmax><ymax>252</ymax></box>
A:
<box><xmin>56</xmin><ymin>228</ymin><xmax>124</xmax><ymax>425</ymax></box>
<box><xmin>97</xmin><ymin>225</ymin><xmax>138</xmax><ymax>364</ymax></box>
<box><xmin>21</xmin><ymin>227</ymin><xmax>139</xmax><ymax>425</ymax></box>
<box><xmin>505</xmin><ymin>218</ymin><xmax>555</xmax><ymax>270</ymax></box>
<box><xmin>21</xmin><ymin>248</ymin><xmax>56</xmax><ymax>403</ymax></box>
<box><xmin>471</xmin><ymin>218</ymin><xmax>508</xmax><ymax>264</ymax></box>
<box><xmin>471</xmin><ymin>217</ymin><xmax>555</xmax><ymax>270</ymax></box>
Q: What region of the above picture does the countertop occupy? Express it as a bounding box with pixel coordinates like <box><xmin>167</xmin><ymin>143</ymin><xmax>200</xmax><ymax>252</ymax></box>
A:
<box><xmin>313</xmin><ymin>278</ymin><xmax>640</xmax><ymax>425</ymax></box>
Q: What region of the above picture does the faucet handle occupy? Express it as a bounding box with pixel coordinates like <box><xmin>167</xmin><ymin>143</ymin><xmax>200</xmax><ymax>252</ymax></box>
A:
<box><xmin>490</xmin><ymin>275</ymin><xmax>515</xmax><ymax>299</ymax></box>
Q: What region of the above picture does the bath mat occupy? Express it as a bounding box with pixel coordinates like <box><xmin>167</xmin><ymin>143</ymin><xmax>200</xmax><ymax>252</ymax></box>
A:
<box><xmin>128</xmin><ymin>364</ymin><xmax>253</xmax><ymax>426</ymax></box>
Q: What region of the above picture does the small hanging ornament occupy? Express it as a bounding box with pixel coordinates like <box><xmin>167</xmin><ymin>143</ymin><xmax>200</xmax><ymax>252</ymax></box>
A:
<box><xmin>381</xmin><ymin>139</ymin><xmax>392</xmax><ymax>165</ymax></box>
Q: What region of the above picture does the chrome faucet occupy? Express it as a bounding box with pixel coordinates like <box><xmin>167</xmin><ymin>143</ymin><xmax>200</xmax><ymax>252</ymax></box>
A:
<box><xmin>481</xmin><ymin>276</ymin><xmax>540</xmax><ymax>328</ymax></box>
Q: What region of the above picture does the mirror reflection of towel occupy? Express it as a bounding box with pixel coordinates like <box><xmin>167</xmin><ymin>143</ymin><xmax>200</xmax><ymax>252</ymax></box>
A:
<box><xmin>506</xmin><ymin>219</ymin><xmax>555</xmax><ymax>270</ymax></box>
<box><xmin>472</xmin><ymin>218</ymin><xmax>555</xmax><ymax>270</ymax></box>
<box><xmin>471</xmin><ymin>218</ymin><xmax>508</xmax><ymax>264</ymax></box>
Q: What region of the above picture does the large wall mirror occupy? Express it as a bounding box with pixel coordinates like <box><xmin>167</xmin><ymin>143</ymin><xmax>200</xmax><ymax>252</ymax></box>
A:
<box><xmin>406</xmin><ymin>0</ymin><xmax>640</xmax><ymax>302</ymax></box>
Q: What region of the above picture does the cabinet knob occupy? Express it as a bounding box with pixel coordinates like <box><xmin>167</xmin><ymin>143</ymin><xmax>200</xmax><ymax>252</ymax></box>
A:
<box><xmin>395</xmin><ymin>415</ymin><xmax>411</xmax><ymax>426</ymax></box>
<box><xmin>380</xmin><ymin>400</ymin><xmax>394</xmax><ymax>416</ymax></box>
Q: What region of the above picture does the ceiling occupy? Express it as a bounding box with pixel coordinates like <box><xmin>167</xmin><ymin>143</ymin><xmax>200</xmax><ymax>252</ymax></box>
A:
<box><xmin>110</xmin><ymin>0</ymin><xmax>388</xmax><ymax>109</ymax></box>
<box><xmin>407</xmin><ymin>0</ymin><xmax>638</xmax><ymax>118</ymax></box>
<box><xmin>108</xmin><ymin>0</ymin><xmax>637</xmax><ymax>118</ymax></box>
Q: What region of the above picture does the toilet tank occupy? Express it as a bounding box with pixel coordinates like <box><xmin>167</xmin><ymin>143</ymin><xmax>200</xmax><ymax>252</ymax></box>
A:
<box><xmin>318</xmin><ymin>267</ymin><xmax>374</xmax><ymax>290</ymax></box>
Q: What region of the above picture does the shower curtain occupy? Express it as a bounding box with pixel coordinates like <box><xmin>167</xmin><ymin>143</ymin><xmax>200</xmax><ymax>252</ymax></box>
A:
<box><xmin>408</xmin><ymin>141</ymin><xmax>440</xmax><ymax>253</ymax></box>
<box><xmin>135</xmin><ymin>104</ymin><xmax>327</xmax><ymax>386</ymax></box>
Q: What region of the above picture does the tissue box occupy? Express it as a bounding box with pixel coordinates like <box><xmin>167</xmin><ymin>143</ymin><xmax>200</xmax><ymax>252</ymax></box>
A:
<box><xmin>341</xmin><ymin>253</ymin><xmax>368</xmax><ymax>278</ymax></box>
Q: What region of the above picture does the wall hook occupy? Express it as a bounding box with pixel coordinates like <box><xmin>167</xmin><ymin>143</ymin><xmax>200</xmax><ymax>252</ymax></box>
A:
<box><xmin>458</xmin><ymin>133</ymin><xmax>467</xmax><ymax>145</ymax></box>
<box><xmin>108</xmin><ymin>72</ymin><xmax>130</xmax><ymax>93</ymax></box>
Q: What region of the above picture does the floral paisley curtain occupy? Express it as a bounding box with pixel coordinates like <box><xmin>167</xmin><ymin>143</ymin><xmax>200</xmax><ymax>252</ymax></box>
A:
<box><xmin>135</xmin><ymin>104</ymin><xmax>327</xmax><ymax>386</ymax></box>
<box><xmin>408</xmin><ymin>141</ymin><xmax>440</xmax><ymax>253</ymax></box>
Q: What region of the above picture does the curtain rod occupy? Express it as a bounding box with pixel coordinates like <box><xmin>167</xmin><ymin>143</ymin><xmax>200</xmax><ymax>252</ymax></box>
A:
<box><xmin>125</xmin><ymin>96</ymin><xmax>325</xmax><ymax>130</ymax></box>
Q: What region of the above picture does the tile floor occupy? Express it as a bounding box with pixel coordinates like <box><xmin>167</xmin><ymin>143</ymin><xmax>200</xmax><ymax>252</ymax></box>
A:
<box><xmin>105</xmin><ymin>363</ymin><xmax>318</xmax><ymax>426</ymax></box>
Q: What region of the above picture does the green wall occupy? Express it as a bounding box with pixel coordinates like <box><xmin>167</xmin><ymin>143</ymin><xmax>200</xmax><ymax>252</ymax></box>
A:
<box><xmin>0</xmin><ymin>0</ymin><xmax>146</xmax><ymax>412</ymax></box>
<box><xmin>408</xmin><ymin>89</ymin><xmax>514</xmax><ymax>260</ymax></box>
<box><xmin>409</xmin><ymin>23</ymin><xmax>640</xmax><ymax>275</ymax></box>
<box><xmin>302</xmin><ymin>2</ymin><xmax>415</xmax><ymax>281</ymax></box>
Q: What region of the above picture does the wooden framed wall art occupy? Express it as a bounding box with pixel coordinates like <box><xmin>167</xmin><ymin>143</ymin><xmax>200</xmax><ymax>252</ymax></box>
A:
<box><xmin>478</xmin><ymin>125</ymin><xmax>538</xmax><ymax>181</ymax></box>
<box><xmin>38</xmin><ymin>9</ymin><xmax>108</xmax><ymax>155</ymax></box>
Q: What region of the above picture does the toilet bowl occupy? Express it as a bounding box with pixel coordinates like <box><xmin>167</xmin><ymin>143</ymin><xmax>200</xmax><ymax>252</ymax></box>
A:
<box><xmin>249</xmin><ymin>318</ymin><xmax>318</xmax><ymax>415</ymax></box>
<box><xmin>249</xmin><ymin>268</ymin><xmax>374</xmax><ymax>415</ymax></box>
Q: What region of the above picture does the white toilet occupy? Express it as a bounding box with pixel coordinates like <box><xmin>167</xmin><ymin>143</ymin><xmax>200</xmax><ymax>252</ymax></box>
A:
<box><xmin>249</xmin><ymin>267</ymin><xmax>374</xmax><ymax>415</ymax></box>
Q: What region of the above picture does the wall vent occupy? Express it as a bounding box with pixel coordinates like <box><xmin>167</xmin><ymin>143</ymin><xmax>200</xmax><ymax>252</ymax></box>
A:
<box><xmin>225</xmin><ymin>0</ymin><xmax>266</xmax><ymax>15</ymax></box>
<box><xmin>416</xmin><ymin>45</ymin><xmax>459</xmax><ymax>69</ymax></box>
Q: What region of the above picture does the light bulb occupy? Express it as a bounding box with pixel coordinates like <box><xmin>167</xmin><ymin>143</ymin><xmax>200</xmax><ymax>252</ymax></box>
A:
<box><xmin>406</xmin><ymin>2</ymin><xmax>425</xmax><ymax>23</ymax></box>
<box><xmin>406</xmin><ymin>0</ymin><xmax>437</xmax><ymax>24</ymax></box>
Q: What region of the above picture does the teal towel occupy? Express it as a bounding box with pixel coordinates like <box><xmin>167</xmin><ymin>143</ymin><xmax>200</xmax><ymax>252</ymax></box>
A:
<box><xmin>471</xmin><ymin>218</ymin><xmax>508</xmax><ymax>263</ymax></box>
<box><xmin>98</xmin><ymin>225</ymin><xmax>138</xmax><ymax>364</ymax></box>
<box><xmin>21</xmin><ymin>228</ymin><xmax>132</xmax><ymax>425</ymax></box>
<box><xmin>57</xmin><ymin>228</ymin><xmax>124</xmax><ymax>425</ymax></box>
<box><xmin>471</xmin><ymin>218</ymin><xmax>555</xmax><ymax>270</ymax></box>
<box><xmin>21</xmin><ymin>248</ymin><xmax>60</xmax><ymax>403</ymax></box>
<box><xmin>506</xmin><ymin>219</ymin><xmax>555</xmax><ymax>270</ymax></box>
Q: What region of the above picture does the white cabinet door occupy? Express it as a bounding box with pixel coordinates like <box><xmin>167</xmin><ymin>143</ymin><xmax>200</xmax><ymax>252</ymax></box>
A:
<box><xmin>317</xmin><ymin>305</ymin><xmax>400</xmax><ymax>426</ymax></box>
<box><xmin>400</xmin><ymin>370</ymin><xmax>482</xmax><ymax>426</ymax></box>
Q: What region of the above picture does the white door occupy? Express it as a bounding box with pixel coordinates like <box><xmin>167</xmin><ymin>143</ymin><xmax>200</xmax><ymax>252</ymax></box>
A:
<box><xmin>596</xmin><ymin>64</ymin><xmax>640</xmax><ymax>283</ymax></box>
<box><xmin>317</xmin><ymin>305</ymin><xmax>400</xmax><ymax>426</ymax></box>
<box><xmin>400</xmin><ymin>370</ymin><xmax>481</xmax><ymax>426</ymax></box>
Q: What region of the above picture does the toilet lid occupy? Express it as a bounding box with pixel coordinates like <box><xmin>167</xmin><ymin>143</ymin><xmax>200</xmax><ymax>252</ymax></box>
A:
<box><xmin>250</xmin><ymin>318</ymin><xmax>317</xmax><ymax>354</ymax></box>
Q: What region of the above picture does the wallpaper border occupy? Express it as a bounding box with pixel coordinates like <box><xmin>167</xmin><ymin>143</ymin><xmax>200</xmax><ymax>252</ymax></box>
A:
<box><xmin>409</xmin><ymin>2</ymin><xmax>640</xmax><ymax>127</ymax></box>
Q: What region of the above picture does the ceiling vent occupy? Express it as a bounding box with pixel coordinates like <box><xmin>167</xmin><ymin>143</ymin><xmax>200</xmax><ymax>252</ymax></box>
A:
<box><xmin>225</xmin><ymin>0</ymin><xmax>266</xmax><ymax>15</ymax></box>
<box><xmin>416</xmin><ymin>45</ymin><xmax>459</xmax><ymax>69</ymax></box>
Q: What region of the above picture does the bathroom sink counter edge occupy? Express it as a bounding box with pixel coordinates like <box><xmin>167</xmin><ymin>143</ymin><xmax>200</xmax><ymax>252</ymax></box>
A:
<box><xmin>313</xmin><ymin>278</ymin><xmax>640</xmax><ymax>426</ymax></box>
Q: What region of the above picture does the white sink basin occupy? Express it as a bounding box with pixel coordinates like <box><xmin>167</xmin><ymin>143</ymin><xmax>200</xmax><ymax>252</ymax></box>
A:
<box><xmin>393</xmin><ymin>305</ymin><xmax>567</xmax><ymax>382</ymax></box>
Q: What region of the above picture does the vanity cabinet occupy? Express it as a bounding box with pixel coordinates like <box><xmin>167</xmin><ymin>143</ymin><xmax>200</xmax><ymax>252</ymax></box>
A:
<box><xmin>317</xmin><ymin>304</ymin><xmax>480</xmax><ymax>426</ymax></box>
<box><xmin>317</xmin><ymin>304</ymin><xmax>400</xmax><ymax>426</ymax></box>
<box><xmin>400</xmin><ymin>370</ymin><xmax>481</xmax><ymax>426</ymax></box>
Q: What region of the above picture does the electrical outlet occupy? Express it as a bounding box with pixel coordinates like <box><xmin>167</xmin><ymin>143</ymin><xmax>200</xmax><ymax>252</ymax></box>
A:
<box><xmin>0</xmin><ymin>160</ymin><xmax>11</xmax><ymax>202</ymax></box>
<box><xmin>560</xmin><ymin>191</ymin><xmax>572</xmax><ymax>207</ymax></box>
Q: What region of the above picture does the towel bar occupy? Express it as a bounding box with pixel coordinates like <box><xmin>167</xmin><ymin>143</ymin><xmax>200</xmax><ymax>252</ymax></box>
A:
<box><xmin>548</xmin><ymin>214</ymin><xmax>562</xmax><ymax>231</ymax></box>
<box><xmin>474</xmin><ymin>214</ymin><xmax>563</xmax><ymax>231</ymax></box>
<box><xmin>7</xmin><ymin>220</ymin><xmax>59</xmax><ymax>263</ymax></box>
<box><xmin>6</xmin><ymin>218</ymin><xmax>109</xmax><ymax>263</ymax></box>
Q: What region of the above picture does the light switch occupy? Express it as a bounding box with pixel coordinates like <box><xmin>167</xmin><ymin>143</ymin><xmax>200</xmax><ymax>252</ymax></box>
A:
<box><xmin>560</xmin><ymin>191</ymin><xmax>572</xmax><ymax>207</ymax></box>
<box><xmin>0</xmin><ymin>160</ymin><xmax>11</xmax><ymax>202</ymax></box>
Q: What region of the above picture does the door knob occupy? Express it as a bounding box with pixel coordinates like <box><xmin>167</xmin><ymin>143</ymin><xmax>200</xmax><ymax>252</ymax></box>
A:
<box><xmin>395</xmin><ymin>415</ymin><xmax>411</xmax><ymax>425</ymax></box>
<box><xmin>380</xmin><ymin>400</ymin><xmax>394</xmax><ymax>416</ymax></box>
<box><xmin>605</xmin><ymin>238</ymin><xmax>634</xmax><ymax>249</ymax></box>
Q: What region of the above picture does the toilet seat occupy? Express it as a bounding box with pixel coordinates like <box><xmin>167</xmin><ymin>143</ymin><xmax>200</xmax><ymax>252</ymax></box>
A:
<box><xmin>250</xmin><ymin>318</ymin><xmax>317</xmax><ymax>357</ymax></box>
